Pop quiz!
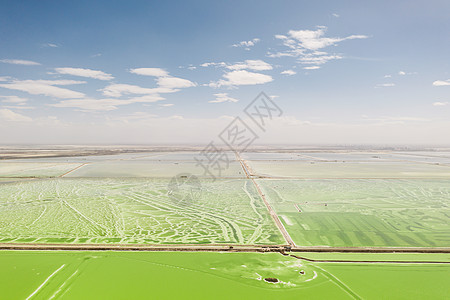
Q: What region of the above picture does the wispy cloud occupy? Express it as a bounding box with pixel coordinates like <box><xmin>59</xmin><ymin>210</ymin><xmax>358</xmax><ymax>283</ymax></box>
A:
<box><xmin>231</xmin><ymin>38</ymin><xmax>260</xmax><ymax>50</ymax></box>
<box><xmin>208</xmin><ymin>70</ymin><xmax>273</xmax><ymax>88</ymax></box>
<box><xmin>209</xmin><ymin>93</ymin><xmax>238</xmax><ymax>103</ymax></box>
<box><xmin>49</xmin><ymin>94</ymin><xmax>165</xmax><ymax>111</ymax></box>
<box><xmin>303</xmin><ymin>66</ymin><xmax>320</xmax><ymax>70</ymax></box>
<box><xmin>433</xmin><ymin>79</ymin><xmax>450</xmax><ymax>86</ymax></box>
<box><xmin>297</xmin><ymin>54</ymin><xmax>343</xmax><ymax>65</ymax></box>
<box><xmin>268</xmin><ymin>26</ymin><xmax>368</xmax><ymax>69</ymax></box>
<box><xmin>0</xmin><ymin>96</ymin><xmax>33</xmax><ymax>109</ymax></box>
<box><xmin>129</xmin><ymin>68</ymin><xmax>168</xmax><ymax>77</ymax></box>
<box><xmin>201</xmin><ymin>60</ymin><xmax>273</xmax><ymax>88</ymax></box>
<box><xmin>42</xmin><ymin>43</ymin><xmax>59</xmax><ymax>48</ymax></box>
<box><xmin>0</xmin><ymin>95</ymin><xmax>28</xmax><ymax>103</ymax></box>
<box><xmin>0</xmin><ymin>59</ymin><xmax>41</xmax><ymax>66</ymax></box>
<box><xmin>50</xmin><ymin>98</ymin><xmax>127</xmax><ymax>111</ymax></box>
<box><xmin>201</xmin><ymin>60</ymin><xmax>272</xmax><ymax>71</ymax></box>
<box><xmin>375</xmin><ymin>83</ymin><xmax>395</xmax><ymax>87</ymax></box>
<box><xmin>54</xmin><ymin>67</ymin><xmax>114</xmax><ymax>80</ymax></box>
<box><xmin>129</xmin><ymin>67</ymin><xmax>196</xmax><ymax>89</ymax></box>
<box><xmin>2</xmin><ymin>105</ymin><xmax>35</xmax><ymax>110</ymax></box>
<box><xmin>281</xmin><ymin>70</ymin><xmax>296</xmax><ymax>75</ymax></box>
<box><xmin>81</xmin><ymin>68</ymin><xmax>196</xmax><ymax>111</ymax></box>
<box><xmin>433</xmin><ymin>101</ymin><xmax>449</xmax><ymax>106</ymax></box>
<box><xmin>157</xmin><ymin>77</ymin><xmax>196</xmax><ymax>89</ymax></box>
<box><xmin>100</xmin><ymin>84</ymin><xmax>175</xmax><ymax>98</ymax></box>
<box><xmin>282</xmin><ymin>26</ymin><xmax>367</xmax><ymax>51</ymax></box>
<box><xmin>0</xmin><ymin>79</ymin><xmax>85</xmax><ymax>98</ymax></box>
<box><xmin>226</xmin><ymin>60</ymin><xmax>272</xmax><ymax>71</ymax></box>
<box><xmin>398</xmin><ymin>71</ymin><xmax>417</xmax><ymax>76</ymax></box>
<box><xmin>0</xmin><ymin>108</ymin><xmax>32</xmax><ymax>122</ymax></box>
<box><xmin>200</xmin><ymin>62</ymin><xmax>227</xmax><ymax>68</ymax></box>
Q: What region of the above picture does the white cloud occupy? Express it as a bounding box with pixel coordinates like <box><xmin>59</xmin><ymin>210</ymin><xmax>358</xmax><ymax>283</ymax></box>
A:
<box><xmin>384</xmin><ymin>74</ymin><xmax>392</xmax><ymax>78</ymax></box>
<box><xmin>0</xmin><ymin>96</ymin><xmax>28</xmax><ymax>103</ymax></box>
<box><xmin>200</xmin><ymin>60</ymin><xmax>272</xmax><ymax>71</ymax></box>
<box><xmin>50</xmin><ymin>98</ymin><xmax>125</xmax><ymax>111</ymax></box>
<box><xmin>209</xmin><ymin>70</ymin><xmax>273</xmax><ymax>88</ymax></box>
<box><xmin>129</xmin><ymin>68</ymin><xmax>168</xmax><ymax>77</ymax></box>
<box><xmin>27</xmin><ymin>80</ymin><xmax>84</xmax><ymax>85</ymax></box>
<box><xmin>0</xmin><ymin>108</ymin><xmax>32</xmax><ymax>122</ymax></box>
<box><xmin>0</xmin><ymin>59</ymin><xmax>41</xmax><ymax>66</ymax></box>
<box><xmin>0</xmin><ymin>96</ymin><xmax>33</xmax><ymax>109</ymax></box>
<box><xmin>433</xmin><ymin>80</ymin><xmax>450</xmax><ymax>86</ymax></box>
<box><xmin>200</xmin><ymin>62</ymin><xmax>227</xmax><ymax>67</ymax></box>
<box><xmin>376</xmin><ymin>83</ymin><xmax>395</xmax><ymax>87</ymax></box>
<box><xmin>87</xmin><ymin>69</ymin><xmax>195</xmax><ymax>111</ymax></box>
<box><xmin>128</xmin><ymin>68</ymin><xmax>196</xmax><ymax>90</ymax></box>
<box><xmin>209</xmin><ymin>93</ymin><xmax>239</xmax><ymax>103</ymax></box>
<box><xmin>287</xmin><ymin>28</ymin><xmax>367</xmax><ymax>51</ymax></box>
<box><xmin>42</xmin><ymin>43</ymin><xmax>59</xmax><ymax>48</ymax></box>
<box><xmin>0</xmin><ymin>79</ymin><xmax>85</xmax><ymax>98</ymax></box>
<box><xmin>100</xmin><ymin>84</ymin><xmax>175</xmax><ymax>97</ymax></box>
<box><xmin>227</xmin><ymin>60</ymin><xmax>272</xmax><ymax>71</ymax></box>
<box><xmin>274</xmin><ymin>34</ymin><xmax>287</xmax><ymax>40</ymax></box>
<box><xmin>126</xmin><ymin>94</ymin><xmax>166</xmax><ymax>103</ymax></box>
<box><xmin>398</xmin><ymin>71</ymin><xmax>417</xmax><ymax>76</ymax></box>
<box><xmin>160</xmin><ymin>103</ymin><xmax>174</xmax><ymax>107</ymax></box>
<box><xmin>303</xmin><ymin>66</ymin><xmax>320</xmax><ymax>70</ymax></box>
<box><xmin>433</xmin><ymin>101</ymin><xmax>449</xmax><ymax>106</ymax></box>
<box><xmin>232</xmin><ymin>38</ymin><xmax>260</xmax><ymax>50</ymax></box>
<box><xmin>298</xmin><ymin>53</ymin><xmax>343</xmax><ymax>65</ymax></box>
<box><xmin>203</xmin><ymin>60</ymin><xmax>273</xmax><ymax>88</ymax></box>
<box><xmin>156</xmin><ymin>76</ymin><xmax>196</xmax><ymax>89</ymax></box>
<box><xmin>0</xmin><ymin>95</ymin><xmax>33</xmax><ymax>109</ymax></box>
<box><xmin>269</xmin><ymin>26</ymin><xmax>368</xmax><ymax>67</ymax></box>
<box><xmin>332</xmin><ymin>13</ymin><xmax>340</xmax><ymax>18</ymax></box>
<box><xmin>281</xmin><ymin>70</ymin><xmax>296</xmax><ymax>75</ymax></box>
<box><xmin>54</xmin><ymin>67</ymin><xmax>114</xmax><ymax>80</ymax></box>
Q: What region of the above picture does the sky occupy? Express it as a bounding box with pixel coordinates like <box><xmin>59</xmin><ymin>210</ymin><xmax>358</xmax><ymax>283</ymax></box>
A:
<box><xmin>0</xmin><ymin>0</ymin><xmax>449</xmax><ymax>145</ymax></box>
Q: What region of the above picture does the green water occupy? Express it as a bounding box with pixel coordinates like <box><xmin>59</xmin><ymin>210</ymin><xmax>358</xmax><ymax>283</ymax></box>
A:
<box><xmin>0</xmin><ymin>251</ymin><xmax>448</xmax><ymax>299</ymax></box>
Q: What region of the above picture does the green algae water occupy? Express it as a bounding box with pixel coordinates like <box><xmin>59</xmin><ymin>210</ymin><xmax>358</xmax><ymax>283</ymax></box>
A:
<box><xmin>0</xmin><ymin>251</ymin><xmax>448</xmax><ymax>299</ymax></box>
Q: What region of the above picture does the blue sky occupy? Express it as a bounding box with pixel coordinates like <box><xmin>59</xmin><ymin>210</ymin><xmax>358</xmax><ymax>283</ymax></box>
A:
<box><xmin>0</xmin><ymin>0</ymin><xmax>449</xmax><ymax>145</ymax></box>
